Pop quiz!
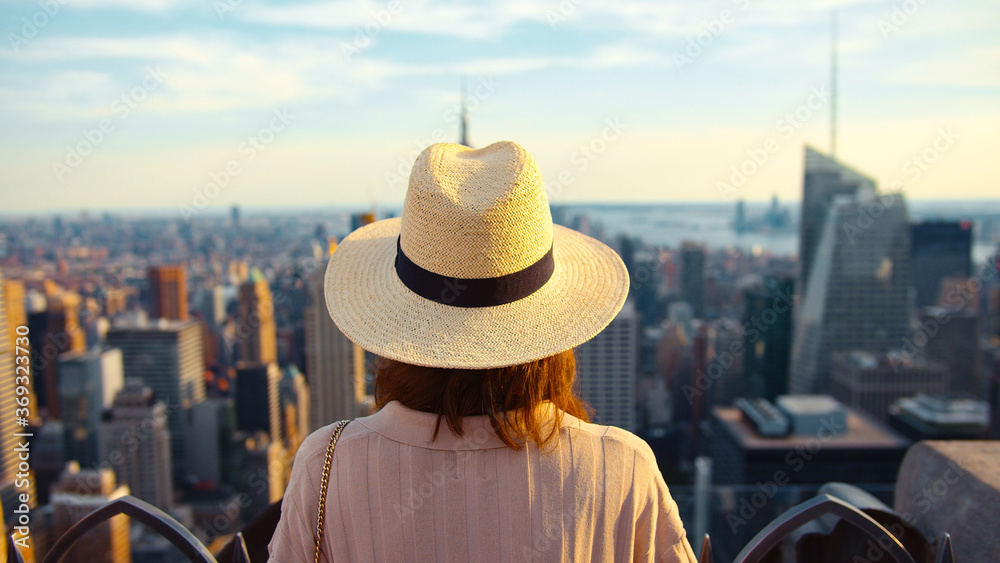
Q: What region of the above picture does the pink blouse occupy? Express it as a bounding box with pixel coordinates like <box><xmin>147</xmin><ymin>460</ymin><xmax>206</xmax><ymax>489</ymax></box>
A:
<box><xmin>268</xmin><ymin>401</ymin><xmax>697</xmax><ymax>562</ymax></box>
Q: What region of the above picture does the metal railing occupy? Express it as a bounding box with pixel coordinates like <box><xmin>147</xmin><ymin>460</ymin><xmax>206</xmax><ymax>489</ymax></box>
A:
<box><xmin>5</xmin><ymin>496</ymin><xmax>251</xmax><ymax>563</ymax></box>
<box><xmin>695</xmin><ymin>493</ymin><xmax>954</xmax><ymax>563</ymax></box>
<box><xmin>9</xmin><ymin>487</ymin><xmax>955</xmax><ymax>563</ymax></box>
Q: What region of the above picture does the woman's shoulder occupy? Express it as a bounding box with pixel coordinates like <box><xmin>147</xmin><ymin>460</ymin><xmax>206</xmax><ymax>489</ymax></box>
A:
<box><xmin>557</xmin><ymin>413</ymin><xmax>660</xmax><ymax>471</ymax></box>
<box><xmin>296</xmin><ymin>418</ymin><xmax>371</xmax><ymax>465</ymax></box>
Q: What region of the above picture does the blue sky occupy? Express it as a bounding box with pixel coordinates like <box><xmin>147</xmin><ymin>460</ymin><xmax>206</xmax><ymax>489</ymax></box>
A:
<box><xmin>1</xmin><ymin>0</ymin><xmax>998</xmax><ymax>215</ymax></box>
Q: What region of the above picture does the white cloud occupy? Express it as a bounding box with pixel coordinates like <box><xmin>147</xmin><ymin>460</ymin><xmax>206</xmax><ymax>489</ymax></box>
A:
<box><xmin>240</xmin><ymin>0</ymin><xmax>551</xmax><ymax>39</ymax></box>
<box><xmin>67</xmin><ymin>0</ymin><xmax>191</xmax><ymax>12</ymax></box>
<box><xmin>887</xmin><ymin>47</ymin><xmax>1000</xmax><ymax>88</ymax></box>
<box><xmin>1</xmin><ymin>25</ymin><xmax>669</xmax><ymax>121</ymax></box>
<box><xmin>0</xmin><ymin>35</ymin><xmax>219</xmax><ymax>63</ymax></box>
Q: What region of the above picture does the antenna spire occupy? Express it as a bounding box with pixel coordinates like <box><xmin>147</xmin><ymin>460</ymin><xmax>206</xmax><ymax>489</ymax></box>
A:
<box><xmin>830</xmin><ymin>11</ymin><xmax>838</xmax><ymax>158</ymax></box>
<box><xmin>459</xmin><ymin>77</ymin><xmax>470</xmax><ymax>147</ymax></box>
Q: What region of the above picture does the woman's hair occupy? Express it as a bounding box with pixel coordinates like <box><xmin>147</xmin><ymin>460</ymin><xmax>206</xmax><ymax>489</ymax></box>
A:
<box><xmin>372</xmin><ymin>349</ymin><xmax>590</xmax><ymax>449</ymax></box>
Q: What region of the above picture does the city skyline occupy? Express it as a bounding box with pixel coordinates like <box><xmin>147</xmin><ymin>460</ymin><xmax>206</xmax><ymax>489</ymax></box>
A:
<box><xmin>1</xmin><ymin>164</ymin><xmax>997</xmax><ymax>561</ymax></box>
<box><xmin>1</xmin><ymin>1</ymin><xmax>998</xmax><ymax>213</ymax></box>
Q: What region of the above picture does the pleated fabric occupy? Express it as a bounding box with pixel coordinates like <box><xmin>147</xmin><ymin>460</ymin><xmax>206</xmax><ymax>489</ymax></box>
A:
<box><xmin>268</xmin><ymin>402</ymin><xmax>697</xmax><ymax>563</ymax></box>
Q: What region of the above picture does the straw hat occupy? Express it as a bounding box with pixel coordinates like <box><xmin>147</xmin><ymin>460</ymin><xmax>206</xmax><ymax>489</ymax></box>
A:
<box><xmin>324</xmin><ymin>141</ymin><xmax>629</xmax><ymax>369</ymax></box>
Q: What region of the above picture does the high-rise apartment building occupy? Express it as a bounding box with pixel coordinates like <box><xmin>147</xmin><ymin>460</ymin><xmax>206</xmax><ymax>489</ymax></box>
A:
<box><xmin>148</xmin><ymin>265</ymin><xmax>189</xmax><ymax>321</ymax></box>
<box><xmin>51</xmin><ymin>463</ymin><xmax>131</xmax><ymax>563</ymax></box>
<box><xmin>106</xmin><ymin>319</ymin><xmax>204</xmax><ymax>482</ymax></box>
<box><xmin>576</xmin><ymin>300</ymin><xmax>639</xmax><ymax>431</ymax></box>
<box><xmin>790</xmin><ymin>149</ymin><xmax>911</xmax><ymax>395</ymax></box>
<box><xmin>911</xmin><ymin>221</ymin><xmax>972</xmax><ymax>308</ymax></box>
<box><xmin>99</xmin><ymin>382</ymin><xmax>173</xmax><ymax>510</ymax></box>
<box><xmin>58</xmin><ymin>347</ymin><xmax>124</xmax><ymax>466</ymax></box>
<box><xmin>305</xmin><ymin>265</ymin><xmax>367</xmax><ymax>430</ymax></box>
<box><xmin>680</xmin><ymin>241</ymin><xmax>706</xmax><ymax>318</ymax></box>
<box><xmin>237</xmin><ymin>271</ymin><xmax>277</xmax><ymax>365</ymax></box>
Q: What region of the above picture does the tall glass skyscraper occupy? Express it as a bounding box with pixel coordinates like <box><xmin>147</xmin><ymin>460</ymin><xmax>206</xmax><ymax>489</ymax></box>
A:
<box><xmin>798</xmin><ymin>146</ymin><xmax>876</xmax><ymax>296</ymax></box>
<box><xmin>790</xmin><ymin>148</ymin><xmax>912</xmax><ymax>394</ymax></box>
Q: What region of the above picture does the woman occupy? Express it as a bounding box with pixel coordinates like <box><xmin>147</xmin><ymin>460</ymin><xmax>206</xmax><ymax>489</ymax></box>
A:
<box><xmin>268</xmin><ymin>141</ymin><xmax>697</xmax><ymax>562</ymax></box>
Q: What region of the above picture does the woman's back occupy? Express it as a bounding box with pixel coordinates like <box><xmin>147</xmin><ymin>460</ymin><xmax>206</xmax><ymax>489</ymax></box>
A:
<box><xmin>269</xmin><ymin>141</ymin><xmax>697</xmax><ymax>562</ymax></box>
<box><xmin>270</xmin><ymin>401</ymin><xmax>696</xmax><ymax>562</ymax></box>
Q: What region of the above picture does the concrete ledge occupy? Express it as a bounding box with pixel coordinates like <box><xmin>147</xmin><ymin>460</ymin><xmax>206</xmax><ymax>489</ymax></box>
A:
<box><xmin>895</xmin><ymin>440</ymin><xmax>1000</xmax><ymax>562</ymax></box>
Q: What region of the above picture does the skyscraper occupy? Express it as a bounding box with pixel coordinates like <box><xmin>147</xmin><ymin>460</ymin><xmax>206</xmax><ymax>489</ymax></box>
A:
<box><xmin>709</xmin><ymin>319</ymin><xmax>744</xmax><ymax>407</ymax></box>
<box><xmin>279</xmin><ymin>365</ymin><xmax>310</xmax><ymax>454</ymax></box>
<box><xmin>106</xmin><ymin>319</ymin><xmax>205</xmax><ymax>482</ymax></box>
<box><xmin>99</xmin><ymin>382</ymin><xmax>173</xmax><ymax>510</ymax></box>
<box><xmin>305</xmin><ymin>266</ymin><xmax>367</xmax><ymax>430</ymax></box>
<box><xmin>2</xmin><ymin>278</ymin><xmax>26</xmax><ymax>349</ymax></box>
<box><xmin>0</xmin><ymin>269</ymin><xmax>20</xmax><ymax>489</ymax></box>
<box><xmin>910</xmin><ymin>221</ymin><xmax>972</xmax><ymax>308</ymax></box>
<box><xmin>34</xmin><ymin>286</ymin><xmax>87</xmax><ymax>419</ymax></box>
<box><xmin>680</xmin><ymin>241</ymin><xmax>706</xmax><ymax>318</ymax></box>
<box><xmin>576</xmin><ymin>300</ymin><xmax>639</xmax><ymax>431</ymax></box>
<box><xmin>184</xmin><ymin>398</ymin><xmax>235</xmax><ymax>487</ymax></box>
<box><xmin>237</xmin><ymin>271</ymin><xmax>277</xmax><ymax>365</ymax></box>
<box><xmin>798</xmin><ymin>146</ymin><xmax>875</xmax><ymax>296</ymax></box>
<box><xmin>459</xmin><ymin>85</ymin><xmax>470</xmax><ymax>147</ymax></box>
<box><xmin>920</xmin><ymin>307</ymin><xmax>980</xmax><ymax>396</ymax></box>
<box><xmin>33</xmin><ymin>421</ymin><xmax>64</xmax><ymax>506</ymax></box>
<box><xmin>240</xmin><ymin>433</ymin><xmax>288</xmax><ymax>521</ymax></box>
<box><xmin>790</xmin><ymin>149</ymin><xmax>911</xmax><ymax>395</ymax></box>
<box><xmin>58</xmin><ymin>347</ymin><xmax>124</xmax><ymax>466</ymax></box>
<box><xmin>199</xmin><ymin>284</ymin><xmax>227</xmax><ymax>327</ymax></box>
<box><xmin>148</xmin><ymin>265</ymin><xmax>189</xmax><ymax>321</ymax></box>
<box><xmin>235</xmin><ymin>362</ymin><xmax>282</xmax><ymax>443</ymax></box>
<box><xmin>51</xmin><ymin>463</ymin><xmax>131</xmax><ymax>563</ymax></box>
<box><xmin>734</xmin><ymin>200</ymin><xmax>747</xmax><ymax>234</ymax></box>
<box><xmin>743</xmin><ymin>276</ymin><xmax>794</xmax><ymax>400</ymax></box>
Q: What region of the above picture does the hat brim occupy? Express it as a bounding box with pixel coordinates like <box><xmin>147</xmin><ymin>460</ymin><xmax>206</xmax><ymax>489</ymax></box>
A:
<box><xmin>324</xmin><ymin>218</ymin><xmax>629</xmax><ymax>369</ymax></box>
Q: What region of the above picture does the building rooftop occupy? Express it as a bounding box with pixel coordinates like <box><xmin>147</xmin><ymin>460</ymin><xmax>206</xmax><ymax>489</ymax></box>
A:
<box><xmin>891</xmin><ymin>394</ymin><xmax>989</xmax><ymax>427</ymax></box>
<box><xmin>714</xmin><ymin>404</ymin><xmax>909</xmax><ymax>451</ymax></box>
<box><xmin>834</xmin><ymin>350</ymin><xmax>945</xmax><ymax>371</ymax></box>
<box><xmin>776</xmin><ymin>394</ymin><xmax>843</xmax><ymax>415</ymax></box>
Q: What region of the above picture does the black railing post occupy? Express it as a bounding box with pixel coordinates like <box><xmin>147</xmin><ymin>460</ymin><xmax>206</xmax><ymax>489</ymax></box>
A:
<box><xmin>731</xmin><ymin>494</ymin><xmax>916</xmax><ymax>563</ymax></box>
<box><xmin>42</xmin><ymin>495</ymin><xmax>217</xmax><ymax>563</ymax></box>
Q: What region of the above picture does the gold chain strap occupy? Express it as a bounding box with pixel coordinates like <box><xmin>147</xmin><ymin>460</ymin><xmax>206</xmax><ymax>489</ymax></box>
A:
<box><xmin>314</xmin><ymin>420</ymin><xmax>349</xmax><ymax>563</ymax></box>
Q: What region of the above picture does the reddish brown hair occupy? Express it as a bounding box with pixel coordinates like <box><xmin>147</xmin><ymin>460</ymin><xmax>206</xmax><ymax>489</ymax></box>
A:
<box><xmin>372</xmin><ymin>349</ymin><xmax>590</xmax><ymax>449</ymax></box>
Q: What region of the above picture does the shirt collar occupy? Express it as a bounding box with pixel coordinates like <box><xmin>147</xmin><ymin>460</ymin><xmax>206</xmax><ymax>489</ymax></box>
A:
<box><xmin>356</xmin><ymin>400</ymin><xmax>571</xmax><ymax>451</ymax></box>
